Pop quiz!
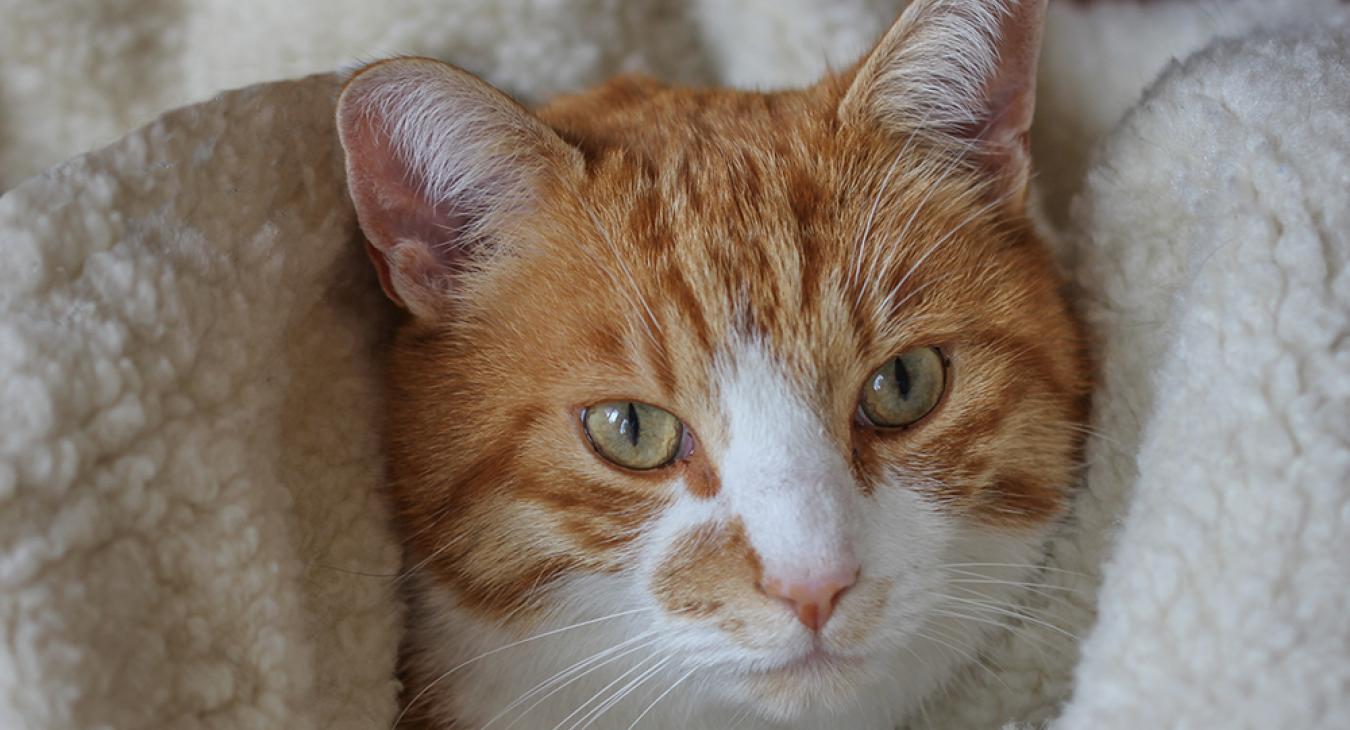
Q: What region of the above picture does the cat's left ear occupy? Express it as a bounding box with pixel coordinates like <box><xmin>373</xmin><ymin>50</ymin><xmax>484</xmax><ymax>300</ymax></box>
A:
<box><xmin>839</xmin><ymin>0</ymin><xmax>1046</xmax><ymax>208</ymax></box>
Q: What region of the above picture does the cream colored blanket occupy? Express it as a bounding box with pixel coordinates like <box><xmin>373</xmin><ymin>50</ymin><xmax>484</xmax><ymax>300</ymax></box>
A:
<box><xmin>1</xmin><ymin>2</ymin><xmax>1347</xmax><ymax>728</ymax></box>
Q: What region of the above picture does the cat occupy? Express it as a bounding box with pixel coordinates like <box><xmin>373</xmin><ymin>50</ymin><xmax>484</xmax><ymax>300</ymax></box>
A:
<box><xmin>336</xmin><ymin>0</ymin><xmax>1089</xmax><ymax>727</ymax></box>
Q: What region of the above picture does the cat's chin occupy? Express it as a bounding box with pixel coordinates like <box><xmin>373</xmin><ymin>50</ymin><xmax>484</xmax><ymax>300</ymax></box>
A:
<box><xmin>713</xmin><ymin>651</ymin><xmax>877</xmax><ymax>723</ymax></box>
<box><xmin>753</xmin><ymin>649</ymin><xmax>865</xmax><ymax>677</ymax></box>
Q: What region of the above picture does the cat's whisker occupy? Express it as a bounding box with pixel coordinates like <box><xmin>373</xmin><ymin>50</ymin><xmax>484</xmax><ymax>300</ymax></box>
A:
<box><xmin>909</xmin><ymin>667</ymin><xmax>941</xmax><ymax>730</ymax></box>
<box><xmin>1044</xmin><ymin>420</ymin><xmax>1116</xmax><ymax>439</ymax></box>
<box><xmin>306</xmin><ymin>562</ymin><xmax>400</xmax><ymax>579</ymax></box>
<box><xmin>486</xmin><ymin>631</ymin><xmax>659</xmax><ymax>730</ymax></box>
<box><xmin>938</xmin><ymin>562</ymin><xmax>1092</xmax><ymax>579</ymax></box>
<box><xmin>913</xmin><ymin>626</ymin><xmax>1009</xmax><ymax>692</ymax></box>
<box><xmin>878</xmin><ymin>278</ymin><xmax>937</xmax><ymax>321</ymax></box>
<box><xmin>576</xmin><ymin>243</ymin><xmax>663</xmax><ymax>359</ymax></box>
<box><xmin>944</xmin><ymin>577</ymin><xmax>1086</xmax><ymax>607</ymax></box>
<box><xmin>899</xmin><ymin>641</ymin><xmax>940</xmax><ymax>677</ymax></box>
<box><xmin>390</xmin><ymin>537</ymin><xmax>466</xmax><ymax>589</ymax></box>
<box><xmin>874</xmin><ymin>310</ymin><xmax>953</xmax><ymax>343</ymax></box>
<box><xmin>874</xmin><ymin>194</ymin><xmax>1008</xmax><ymax>322</ymax></box>
<box><xmin>577</xmin><ymin>203</ymin><xmax>664</xmax><ymax>354</ymax></box>
<box><xmin>850</xmin><ymin>119</ymin><xmax>931</xmax><ymax>292</ymax></box>
<box><xmin>942</xmin><ymin>567</ymin><xmax>1086</xmax><ymax>587</ymax></box>
<box><xmin>896</xmin><ymin>639</ymin><xmax>965</xmax><ymax>729</ymax></box>
<box><xmin>929</xmin><ymin>607</ymin><xmax>1061</xmax><ymax>655</ymax></box>
<box><xmin>856</xmin><ymin>131</ymin><xmax>991</xmax><ymax>310</ymax></box>
<box><xmin>937</xmin><ymin>593</ymin><xmax>1081</xmax><ymax>642</ymax></box>
<box><xmin>502</xmin><ymin>644</ymin><xmax>659</xmax><ymax>730</ymax></box>
<box><xmin>625</xmin><ymin>665</ymin><xmax>699</xmax><ymax>730</ymax></box>
<box><xmin>547</xmin><ymin>166</ymin><xmax>666</xmax><ymax>361</ymax></box>
<box><xmin>941</xmin><ymin>566</ymin><xmax>1088</xmax><ymax>592</ymax></box>
<box><xmin>934</xmin><ymin>610</ymin><xmax>1059</xmax><ymax>672</ymax></box>
<box><xmin>380</xmin><ymin>471</ymin><xmax>485</xmax><ymax>549</ymax></box>
<box><xmin>495</xmin><ymin>568</ymin><xmax>570</xmax><ymax>628</ymax></box>
<box><xmin>935</xmin><ymin>600</ymin><xmax>1082</xmax><ymax>665</ymax></box>
<box><xmin>959</xmin><ymin>592</ymin><xmax>1087</xmax><ymax>627</ymax></box>
<box><xmin>854</xmin><ymin>156</ymin><xmax>957</xmax><ymax>310</ymax></box>
<box><xmin>726</xmin><ymin>703</ymin><xmax>756</xmax><ymax>730</ymax></box>
<box><xmin>851</xmin><ymin>145</ymin><xmax>904</xmax><ymax>291</ymax></box>
<box><xmin>897</xmin><ymin>640</ymin><xmax>951</xmax><ymax>719</ymax></box>
<box><xmin>552</xmin><ymin>653</ymin><xmax>669</xmax><ymax>730</ymax></box>
<box><xmin>1035</xmin><ymin>418</ymin><xmax>1131</xmax><ymax>450</ymax></box>
<box><xmin>571</xmin><ymin>655</ymin><xmax>673</xmax><ymax>730</ymax></box>
<box><xmin>938</xmin><ymin>595</ymin><xmax>1083</xmax><ymax>649</ymax></box>
<box><xmin>393</xmin><ymin>607</ymin><xmax>656</xmax><ymax>729</ymax></box>
<box><xmin>545</xmin><ymin>163</ymin><xmax>661</xmax><ymax>331</ymax></box>
<box><xmin>850</xmin><ymin>689</ymin><xmax>869</xmax><ymax>724</ymax></box>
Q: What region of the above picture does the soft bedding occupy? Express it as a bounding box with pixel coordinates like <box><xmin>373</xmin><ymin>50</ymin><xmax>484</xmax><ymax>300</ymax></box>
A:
<box><xmin>1</xmin><ymin>2</ymin><xmax>1347</xmax><ymax>728</ymax></box>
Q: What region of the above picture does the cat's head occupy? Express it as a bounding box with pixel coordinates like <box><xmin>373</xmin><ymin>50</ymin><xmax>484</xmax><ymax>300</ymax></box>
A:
<box><xmin>339</xmin><ymin>0</ymin><xmax>1088</xmax><ymax>725</ymax></box>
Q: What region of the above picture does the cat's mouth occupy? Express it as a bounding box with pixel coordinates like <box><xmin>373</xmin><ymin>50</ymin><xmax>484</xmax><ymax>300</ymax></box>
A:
<box><xmin>726</xmin><ymin>648</ymin><xmax>871</xmax><ymax>720</ymax></box>
<box><xmin>750</xmin><ymin>648</ymin><xmax>865</xmax><ymax>679</ymax></box>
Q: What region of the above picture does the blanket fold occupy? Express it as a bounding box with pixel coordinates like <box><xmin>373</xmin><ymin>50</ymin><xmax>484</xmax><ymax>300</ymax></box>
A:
<box><xmin>0</xmin><ymin>76</ymin><xmax>404</xmax><ymax>730</ymax></box>
<box><xmin>1054</xmin><ymin>27</ymin><xmax>1350</xmax><ymax>729</ymax></box>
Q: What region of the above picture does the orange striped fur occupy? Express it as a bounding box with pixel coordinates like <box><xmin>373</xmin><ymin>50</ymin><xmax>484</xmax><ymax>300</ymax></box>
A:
<box><xmin>339</xmin><ymin>1</ymin><xmax>1089</xmax><ymax>728</ymax></box>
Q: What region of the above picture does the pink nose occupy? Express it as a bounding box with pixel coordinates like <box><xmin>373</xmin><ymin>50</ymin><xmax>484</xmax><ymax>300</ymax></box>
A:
<box><xmin>761</xmin><ymin>567</ymin><xmax>859</xmax><ymax>632</ymax></box>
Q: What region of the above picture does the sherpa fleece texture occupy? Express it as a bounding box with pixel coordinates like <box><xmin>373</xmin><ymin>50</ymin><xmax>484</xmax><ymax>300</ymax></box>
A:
<box><xmin>1</xmin><ymin>2</ymin><xmax>1348</xmax><ymax>729</ymax></box>
<box><xmin>1051</xmin><ymin>27</ymin><xmax>1350</xmax><ymax>730</ymax></box>
<box><xmin>0</xmin><ymin>77</ymin><xmax>402</xmax><ymax>730</ymax></box>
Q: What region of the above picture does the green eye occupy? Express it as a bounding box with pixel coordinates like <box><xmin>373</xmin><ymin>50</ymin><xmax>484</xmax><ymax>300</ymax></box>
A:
<box><xmin>582</xmin><ymin>401</ymin><xmax>686</xmax><ymax>470</ymax></box>
<box><xmin>859</xmin><ymin>347</ymin><xmax>946</xmax><ymax>428</ymax></box>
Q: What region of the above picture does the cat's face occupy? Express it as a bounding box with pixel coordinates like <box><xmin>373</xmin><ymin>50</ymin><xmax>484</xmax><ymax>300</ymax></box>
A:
<box><xmin>340</xmin><ymin>1</ymin><xmax>1086</xmax><ymax>727</ymax></box>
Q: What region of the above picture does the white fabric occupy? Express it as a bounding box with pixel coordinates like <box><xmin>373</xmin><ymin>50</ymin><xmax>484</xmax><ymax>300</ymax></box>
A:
<box><xmin>0</xmin><ymin>77</ymin><xmax>401</xmax><ymax>730</ymax></box>
<box><xmin>1052</xmin><ymin>27</ymin><xmax>1350</xmax><ymax>730</ymax></box>
<box><xmin>1</xmin><ymin>2</ymin><xmax>1347</xmax><ymax>729</ymax></box>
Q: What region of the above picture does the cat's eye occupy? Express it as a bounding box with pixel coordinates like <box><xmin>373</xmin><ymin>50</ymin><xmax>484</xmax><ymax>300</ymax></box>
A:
<box><xmin>582</xmin><ymin>401</ymin><xmax>687</xmax><ymax>471</ymax></box>
<box><xmin>858</xmin><ymin>347</ymin><xmax>947</xmax><ymax>428</ymax></box>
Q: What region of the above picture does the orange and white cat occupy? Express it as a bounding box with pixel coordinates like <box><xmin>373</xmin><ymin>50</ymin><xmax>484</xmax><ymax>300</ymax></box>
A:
<box><xmin>337</xmin><ymin>0</ymin><xmax>1089</xmax><ymax>727</ymax></box>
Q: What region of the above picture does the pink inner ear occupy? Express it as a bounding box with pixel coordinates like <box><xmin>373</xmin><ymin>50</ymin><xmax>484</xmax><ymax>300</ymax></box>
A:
<box><xmin>971</xmin><ymin>76</ymin><xmax>1035</xmax><ymax>196</ymax></box>
<box><xmin>361</xmin><ymin>238</ymin><xmax>401</xmax><ymax>307</ymax></box>
<box><xmin>975</xmin><ymin>2</ymin><xmax>1042</xmax><ymax>187</ymax></box>
<box><xmin>340</xmin><ymin>99</ymin><xmax>469</xmax><ymax>312</ymax></box>
<box><xmin>338</xmin><ymin>59</ymin><xmax>581</xmax><ymax>316</ymax></box>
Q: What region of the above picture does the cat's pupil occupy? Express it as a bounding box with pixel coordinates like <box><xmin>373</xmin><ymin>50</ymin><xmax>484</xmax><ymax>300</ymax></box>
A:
<box><xmin>894</xmin><ymin>358</ymin><xmax>912</xmax><ymax>400</ymax></box>
<box><xmin>625</xmin><ymin>402</ymin><xmax>640</xmax><ymax>446</ymax></box>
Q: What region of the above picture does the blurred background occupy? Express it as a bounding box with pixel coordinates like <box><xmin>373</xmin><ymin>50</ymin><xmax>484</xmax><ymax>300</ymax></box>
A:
<box><xmin>0</xmin><ymin>0</ymin><xmax>907</xmax><ymax>190</ymax></box>
<box><xmin>1</xmin><ymin>0</ymin><xmax>1319</xmax><ymax>225</ymax></box>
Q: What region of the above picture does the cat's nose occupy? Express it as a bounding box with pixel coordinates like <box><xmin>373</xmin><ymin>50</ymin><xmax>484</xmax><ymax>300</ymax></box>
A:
<box><xmin>761</xmin><ymin>565</ymin><xmax>859</xmax><ymax>632</ymax></box>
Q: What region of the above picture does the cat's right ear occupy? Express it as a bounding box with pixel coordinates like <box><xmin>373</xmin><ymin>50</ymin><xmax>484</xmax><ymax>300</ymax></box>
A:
<box><xmin>337</xmin><ymin>58</ymin><xmax>581</xmax><ymax>318</ymax></box>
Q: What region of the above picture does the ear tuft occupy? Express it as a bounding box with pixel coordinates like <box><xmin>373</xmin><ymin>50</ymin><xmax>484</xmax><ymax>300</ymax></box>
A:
<box><xmin>337</xmin><ymin>58</ymin><xmax>578</xmax><ymax>317</ymax></box>
<box><xmin>840</xmin><ymin>0</ymin><xmax>1046</xmax><ymax>203</ymax></box>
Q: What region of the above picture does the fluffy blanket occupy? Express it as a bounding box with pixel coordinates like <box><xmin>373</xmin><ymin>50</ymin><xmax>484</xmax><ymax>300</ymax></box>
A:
<box><xmin>1</xmin><ymin>2</ymin><xmax>1347</xmax><ymax>728</ymax></box>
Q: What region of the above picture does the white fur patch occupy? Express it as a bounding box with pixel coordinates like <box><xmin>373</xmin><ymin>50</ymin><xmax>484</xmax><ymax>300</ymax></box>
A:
<box><xmin>714</xmin><ymin>339</ymin><xmax>858</xmax><ymax>582</ymax></box>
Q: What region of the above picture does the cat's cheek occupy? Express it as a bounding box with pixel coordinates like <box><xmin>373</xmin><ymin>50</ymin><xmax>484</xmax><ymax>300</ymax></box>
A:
<box><xmin>634</xmin><ymin>492</ymin><xmax>766</xmax><ymax>649</ymax></box>
<box><xmin>645</xmin><ymin>517</ymin><xmax>790</xmax><ymax>651</ymax></box>
<box><xmin>821</xmin><ymin>577</ymin><xmax>893</xmax><ymax>649</ymax></box>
